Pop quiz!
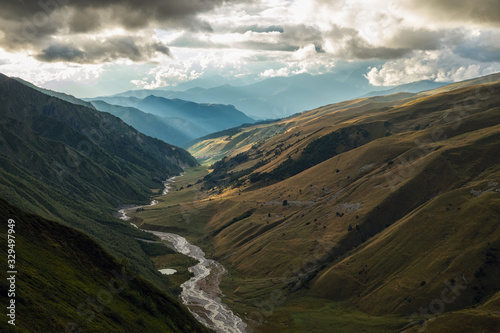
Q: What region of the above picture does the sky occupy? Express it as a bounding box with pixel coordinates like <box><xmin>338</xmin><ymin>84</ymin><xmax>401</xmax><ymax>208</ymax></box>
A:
<box><xmin>0</xmin><ymin>0</ymin><xmax>500</xmax><ymax>97</ymax></box>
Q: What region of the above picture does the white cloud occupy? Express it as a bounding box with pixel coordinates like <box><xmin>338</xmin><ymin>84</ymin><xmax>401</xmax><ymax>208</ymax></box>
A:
<box><xmin>130</xmin><ymin>47</ymin><xmax>270</xmax><ymax>88</ymax></box>
<box><xmin>292</xmin><ymin>44</ymin><xmax>318</xmax><ymax>61</ymax></box>
<box><xmin>0</xmin><ymin>48</ymin><xmax>104</xmax><ymax>86</ymax></box>
<box><xmin>259</xmin><ymin>67</ymin><xmax>290</xmax><ymax>78</ymax></box>
<box><xmin>131</xmin><ymin>64</ymin><xmax>203</xmax><ymax>89</ymax></box>
<box><xmin>364</xmin><ymin>49</ymin><xmax>500</xmax><ymax>86</ymax></box>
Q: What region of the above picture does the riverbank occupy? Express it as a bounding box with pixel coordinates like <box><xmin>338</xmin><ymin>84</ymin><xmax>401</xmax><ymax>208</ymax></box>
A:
<box><xmin>148</xmin><ymin>231</ymin><xmax>247</xmax><ymax>333</ymax></box>
<box><xmin>119</xmin><ymin>168</ymin><xmax>247</xmax><ymax>333</ymax></box>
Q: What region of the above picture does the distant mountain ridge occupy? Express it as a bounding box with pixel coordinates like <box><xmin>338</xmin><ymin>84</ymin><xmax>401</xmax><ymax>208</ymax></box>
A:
<box><xmin>137</xmin><ymin>95</ymin><xmax>254</xmax><ymax>133</ymax></box>
<box><xmin>90</xmin><ymin>100</ymin><xmax>199</xmax><ymax>146</ymax></box>
<box><xmin>107</xmin><ymin>72</ymin><xmax>453</xmax><ymax>119</ymax></box>
<box><xmin>188</xmin><ymin>72</ymin><xmax>500</xmax><ymax>163</ymax></box>
<box><xmin>86</xmin><ymin>94</ymin><xmax>255</xmax><ymax>146</ymax></box>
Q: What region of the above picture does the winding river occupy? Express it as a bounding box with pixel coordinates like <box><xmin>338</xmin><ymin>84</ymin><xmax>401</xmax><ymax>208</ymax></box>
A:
<box><xmin>119</xmin><ymin>176</ymin><xmax>247</xmax><ymax>333</ymax></box>
<box><xmin>147</xmin><ymin>230</ymin><xmax>247</xmax><ymax>333</ymax></box>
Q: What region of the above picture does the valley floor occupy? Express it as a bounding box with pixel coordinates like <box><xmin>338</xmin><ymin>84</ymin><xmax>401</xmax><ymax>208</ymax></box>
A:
<box><xmin>128</xmin><ymin>167</ymin><xmax>413</xmax><ymax>332</ymax></box>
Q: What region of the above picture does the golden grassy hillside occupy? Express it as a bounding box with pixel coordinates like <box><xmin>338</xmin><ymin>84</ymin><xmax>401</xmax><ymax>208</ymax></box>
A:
<box><xmin>133</xmin><ymin>74</ymin><xmax>500</xmax><ymax>332</ymax></box>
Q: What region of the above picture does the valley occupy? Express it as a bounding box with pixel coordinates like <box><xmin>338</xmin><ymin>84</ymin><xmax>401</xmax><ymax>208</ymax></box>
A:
<box><xmin>119</xmin><ymin>174</ymin><xmax>247</xmax><ymax>333</ymax></box>
<box><xmin>127</xmin><ymin>167</ymin><xmax>409</xmax><ymax>332</ymax></box>
<box><xmin>127</xmin><ymin>74</ymin><xmax>500</xmax><ymax>332</ymax></box>
<box><xmin>1</xmin><ymin>70</ymin><xmax>500</xmax><ymax>332</ymax></box>
<box><xmin>0</xmin><ymin>198</ymin><xmax>211</xmax><ymax>333</ymax></box>
<box><xmin>3</xmin><ymin>1</ymin><xmax>500</xmax><ymax>332</ymax></box>
<box><xmin>0</xmin><ymin>74</ymin><xmax>211</xmax><ymax>332</ymax></box>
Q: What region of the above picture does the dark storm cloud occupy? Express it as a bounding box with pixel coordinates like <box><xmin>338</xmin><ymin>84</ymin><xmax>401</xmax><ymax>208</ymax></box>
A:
<box><xmin>153</xmin><ymin>43</ymin><xmax>172</xmax><ymax>57</ymax></box>
<box><xmin>324</xmin><ymin>25</ymin><xmax>411</xmax><ymax>60</ymax></box>
<box><xmin>36</xmin><ymin>44</ymin><xmax>87</xmax><ymax>62</ymax></box>
<box><xmin>456</xmin><ymin>45</ymin><xmax>500</xmax><ymax>62</ymax></box>
<box><xmin>35</xmin><ymin>38</ymin><xmax>171</xmax><ymax>63</ymax></box>
<box><xmin>0</xmin><ymin>0</ymin><xmax>233</xmax><ymax>61</ymax></box>
<box><xmin>68</xmin><ymin>8</ymin><xmax>103</xmax><ymax>33</ymax></box>
<box><xmin>342</xmin><ymin>38</ymin><xmax>411</xmax><ymax>60</ymax></box>
<box><xmin>406</xmin><ymin>0</ymin><xmax>500</xmax><ymax>26</ymax></box>
<box><xmin>168</xmin><ymin>22</ymin><xmax>413</xmax><ymax>59</ymax></box>
<box><xmin>169</xmin><ymin>23</ymin><xmax>322</xmax><ymax>53</ymax></box>
<box><xmin>388</xmin><ymin>28</ymin><xmax>443</xmax><ymax>50</ymax></box>
<box><xmin>454</xmin><ymin>34</ymin><xmax>500</xmax><ymax>62</ymax></box>
<box><xmin>0</xmin><ymin>0</ymin><xmax>226</xmax><ymax>28</ymax></box>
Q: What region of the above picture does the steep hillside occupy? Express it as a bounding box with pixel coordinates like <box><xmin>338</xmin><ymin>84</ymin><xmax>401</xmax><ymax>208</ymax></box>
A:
<box><xmin>188</xmin><ymin>72</ymin><xmax>500</xmax><ymax>165</ymax></box>
<box><xmin>13</xmin><ymin>77</ymin><xmax>96</xmax><ymax>109</ymax></box>
<box><xmin>131</xmin><ymin>74</ymin><xmax>500</xmax><ymax>332</ymax></box>
<box><xmin>0</xmin><ymin>199</ymin><xmax>211</xmax><ymax>333</ymax></box>
<box><xmin>418</xmin><ymin>72</ymin><xmax>500</xmax><ymax>96</ymax></box>
<box><xmin>0</xmin><ymin>72</ymin><xmax>198</xmax><ymax>295</ymax></box>
<box><xmin>361</xmin><ymin>80</ymin><xmax>447</xmax><ymax>98</ymax></box>
<box><xmin>187</xmin><ymin>93</ymin><xmax>414</xmax><ymax>164</ymax></box>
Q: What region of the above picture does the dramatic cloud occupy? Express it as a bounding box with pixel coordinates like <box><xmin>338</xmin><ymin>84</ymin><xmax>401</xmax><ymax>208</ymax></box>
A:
<box><xmin>36</xmin><ymin>44</ymin><xmax>87</xmax><ymax>63</ymax></box>
<box><xmin>405</xmin><ymin>0</ymin><xmax>500</xmax><ymax>27</ymax></box>
<box><xmin>0</xmin><ymin>0</ymin><xmax>229</xmax><ymax>61</ymax></box>
<box><xmin>453</xmin><ymin>30</ymin><xmax>500</xmax><ymax>63</ymax></box>
<box><xmin>388</xmin><ymin>28</ymin><xmax>444</xmax><ymax>51</ymax></box>
<box><xmin>166</xmin><ymin>23</ymin><xmax>323</xmax><ymax>53</ymax></box>
<box><xmin>1</xmin><ymin>0</ymin><xmax>500</xmax><ymax>92</ymax></box>
<box><xmin>0</xmin><ymin>0</ymin><xmax>226</xmax><ymax>31</ymax></box>
<box><xmin>35</xmin><ymin>38</ymin><xmax>171</xmax><ymax>63</ymax></box>
<box><xmin>364</xmin><ymin>49</ymin><xmax>500</xmax><ymax>86</ymax></box>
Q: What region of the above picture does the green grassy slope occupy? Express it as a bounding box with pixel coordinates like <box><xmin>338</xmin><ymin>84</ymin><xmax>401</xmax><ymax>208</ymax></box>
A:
<box><xmin>0</xmin><ymin>199</ymin><xmax>211</xmax><ymax>333</ymax></box>
<box><xmin>0</xmin><ymin>72</ymin><xmax>199</xmax><ymax>298</ymax></box>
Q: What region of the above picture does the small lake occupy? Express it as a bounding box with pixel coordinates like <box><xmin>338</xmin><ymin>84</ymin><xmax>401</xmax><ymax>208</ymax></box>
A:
<box><xmin>159</xmin><ymin>268</ymin><xmax>177</xmax><ymax>275</ymax></box>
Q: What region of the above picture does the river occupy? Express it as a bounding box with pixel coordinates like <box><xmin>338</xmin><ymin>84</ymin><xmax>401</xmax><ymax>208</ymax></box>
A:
<box><xmin>119</xmin><ymin>176</ymin><xmax>247</xmax><ymax>333</ymax></box>
<box><xmin>147</xmin><ymin>230</ymin><xmax>247</xmax><ymax>333</ymax></box>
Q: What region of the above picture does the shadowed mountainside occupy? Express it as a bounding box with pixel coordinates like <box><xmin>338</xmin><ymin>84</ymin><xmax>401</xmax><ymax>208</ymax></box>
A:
<box><xmin>0</xmin><ymin>198</ymin><xmax>212</xmax><ymax>333</ymax></box>
<box><xmin>0</xmin><ymin>72</ymin><xmax>199</xmax><ymax>300</ymax></box>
